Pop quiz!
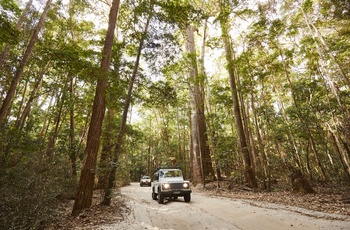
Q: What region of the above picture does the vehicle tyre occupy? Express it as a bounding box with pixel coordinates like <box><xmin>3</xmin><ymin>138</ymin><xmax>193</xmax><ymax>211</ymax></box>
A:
<box><xmin>158</xmin><ymin>190</ymin><xmax>164</xmax><ymax>204</ymax></box>
<box><xmin>184</xmin><ymin>193</ymin><xmax>191</xmax><ymax>202</ymax></box>
<box><xmin>152</xmin><ymin>189</ymin><xmax>157</xmax><ymax>200</ymax></box>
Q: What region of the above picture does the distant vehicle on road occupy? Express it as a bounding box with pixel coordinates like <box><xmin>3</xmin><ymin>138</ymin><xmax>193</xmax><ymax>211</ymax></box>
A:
<box><xmin>140</xmin><ymin>175</ymin><xmax>151</xmax><ymax>187</ymax></box>
<box><xmin>152</xmin><ymin>167</ymin><xmax>191</xmax><ymax>204</ymax></box>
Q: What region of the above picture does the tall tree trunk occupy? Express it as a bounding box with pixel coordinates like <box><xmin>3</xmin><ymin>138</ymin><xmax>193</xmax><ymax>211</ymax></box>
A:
<box><xmin>16</xmin><ymin>64</ymin><xmax>47</xmax><ymax>130</ymax></box>
<box><xmin>72</xmin><ymin>0</ymin><xmax>120</xmax><ymax>216</ymax></box>
<box><xmin>97</xmin><ymin>109</ymin><xmax>114</xmax><ymax>189</ymax></box>
<box><xmin>185</xmin><ymin>24</ymin><xmax>215</xmax><ymax>186</ymax></box>
<box><xmin>201</xmin><ymin>18</ymin><xmax>220</xmax><ymax>181</ymax></box>
<box><xmin>219</xmin><ymin>2</ymin><xmax>257</xmax><ymax>188</ymax></box>
<box><xmin>0</xmin><ymin>0</ymin><xmax>52</xmax><ymax>126</ymax></box>
<box><xmin>242</xmin><ymin>46</ymin><xmax>269</xmax><ymax>189</ymax></box>
<box><xmin>45</xmin><ymin>88</ymin><xmax>65</xmax><ymax>159</ymax></box>
<box><xmin>186</xmin><ymin>25</ymin><xmax>202</xmax><ymax>185</ymax></box>
<box><xmin>0</xmin><ymin>0</ymin><xmax>33</xmax><ymax>69</ymax></box>
<box><xmin>147</xmin><ymin>117</ymin><xmax>152</xmax><ymax>175</ymax></box>
<box><xmin>69</xmin><ymin>75</ymin><xmax>77</xmax><ymax>178</ymax></box>
<box><xmin>251</xmin><ymin>94</ymin><xmax>270</xmax><ymax>190</ymax></box>
<box><xmin>101</xmin><ymin>12</ymin><xmax>151</xmax><ymax>206</ymax></box>
<box><xmin>39</xmin><ymin>93</ymin><xmax>54</xmax><ymax>139</ymax></box>
<box><xmin>16</xmin><ymin>80</ymin><xmax>28</xmax><ymax>125</ymax></box>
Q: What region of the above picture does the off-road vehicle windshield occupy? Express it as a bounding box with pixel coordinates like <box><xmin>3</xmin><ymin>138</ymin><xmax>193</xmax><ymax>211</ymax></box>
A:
<box><xmin>161</xmin><ymin>169</ymin><xmax>183</xmax><ymax>178</ymax></box>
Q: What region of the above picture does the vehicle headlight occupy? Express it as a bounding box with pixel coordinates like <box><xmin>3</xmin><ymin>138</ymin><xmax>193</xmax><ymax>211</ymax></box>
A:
<box><xmin>163</xmin><ymin>183</ymin><xmax>170</xmax><ymax>189</ymax></box>
<box><xmin>183</xmin><ymin>182</ymin><xmax>189</xmax><ymax>188</ymax></box>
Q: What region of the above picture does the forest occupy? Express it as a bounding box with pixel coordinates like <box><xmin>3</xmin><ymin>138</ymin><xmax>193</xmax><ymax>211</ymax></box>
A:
<box><xmin>1</xmin><ymin>0</ymin><xmax>350</xmax><ymax>228</ymax></box>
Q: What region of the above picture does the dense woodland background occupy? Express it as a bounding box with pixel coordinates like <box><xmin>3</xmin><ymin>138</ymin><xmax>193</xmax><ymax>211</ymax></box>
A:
<box><xmin>1</xmin><ymin>0</ymin><xmax>350</xmax><ymax>228</ymax></box>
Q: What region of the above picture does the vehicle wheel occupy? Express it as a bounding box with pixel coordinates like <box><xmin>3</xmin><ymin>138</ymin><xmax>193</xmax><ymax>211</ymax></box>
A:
<box><xmin>152</xmin><ymin>190</ymin><xmax>157</xmax><ymax>200</ymax></box>
<box><xmin>184</xmin><ymin>193</ymin><xmax>191</xmax><ymax>202</ymax></box>
<box><xmin>158</xmin><ymin>190</ymin><xmax>164</xmax><ymax>204</ymax></box>
<box><xmin>140</xmin><ymin>183</ymin><xmax>143</xmax><ymax>187</ymax></box>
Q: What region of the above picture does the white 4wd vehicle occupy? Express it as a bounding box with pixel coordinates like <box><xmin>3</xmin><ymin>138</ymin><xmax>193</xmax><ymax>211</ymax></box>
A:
<box><xmin>152</xmin><ymin>167</ymin><xmax>191</xmax><ymax>204</ymax></box>
<box><xmin>140</xmin><ymin>175</ymin><xmax>151</xmax><ymax>187</ymax></box>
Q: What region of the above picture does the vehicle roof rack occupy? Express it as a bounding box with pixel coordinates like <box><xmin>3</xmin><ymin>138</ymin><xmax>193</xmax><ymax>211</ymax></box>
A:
<box><xmin>154</xmin><ymin>166</ymin><xmax>181</xmax><ymax>172</ymax></box>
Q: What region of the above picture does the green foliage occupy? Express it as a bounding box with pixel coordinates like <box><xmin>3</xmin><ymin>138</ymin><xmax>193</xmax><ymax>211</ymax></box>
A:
<box><xmin>156</xmin><ymin>0</ymin><xmax>205</xmax><ymax>28</ymax></box>
<box><xmin>302</xmin><ymin>0</ymin><xmax>313</xmax><ymax>12</ymax></box>
<box><xmin>320</xmin><ymin>0</ymin><xmax>350</xmax><ymax>20</ymax></box>
<box><xmin>0</xmin><ymin>0</ymin><xmax>20</xmax><ymax>45</ymax></box>
<box><xmin>0</xmin><ymin>128</ymin><xmax>74</xmax><ymax>229</ymax></box>
<box><xmin>0</xmin><ymin>0</ymin><xmax>20</xmax><ymax>15</ymax></box>
<box><xmin>143</xmin><ymin>80</ymin><xmax>178</xmax><ymax>108</ymax></box>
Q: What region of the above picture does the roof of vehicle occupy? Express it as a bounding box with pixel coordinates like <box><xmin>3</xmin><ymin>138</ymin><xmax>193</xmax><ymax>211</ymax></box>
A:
<box><xmin>154</xmin><ymin>166</ymin><xmax>181</xmax><ymax>172</ymax></box>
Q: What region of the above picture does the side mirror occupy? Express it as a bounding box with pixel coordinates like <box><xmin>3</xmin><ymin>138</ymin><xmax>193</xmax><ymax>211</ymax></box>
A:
<box><xmin>154</xmin><ymin>173</ymin><xmax>159</xmax><ymax>181</ymax></box>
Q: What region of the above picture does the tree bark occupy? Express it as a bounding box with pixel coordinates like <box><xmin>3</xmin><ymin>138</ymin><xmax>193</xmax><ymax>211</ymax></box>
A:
<box><xmin>69</xmin><ymin>75</ymin><xmax>77</xmax><ymax>178</ymax></box>
<box><xmin>72</xmin><ymin>0</ymin><xmax>120</xmax><ymax>216</ymax></box>
<box><xmin>16</xmin><ymin>64</ymin><xmax>47</xmax><ymax>130</ymax></box>
<box><xmin>185</xmin><ymin>24</ymin><xmax>215</xmax><ymax>186</ymax></box>
<box><xmin>45</xmin><ymin>82</ymin><xmax>66</xmax><ymax>158</ymax></box>
<box><xmin>0</xmin><ymin>0</ymin><xmax>52</xmax><ymax>126</ymax></box>
<box><xmin>97</xmin><ymin>109</ymin><xmax>114</xmax><ymax>189</ymax></box>
<box><xmin>101</xmin><ymin>11</ymin><xmax>151</xmax><ymax>206</ymax></box>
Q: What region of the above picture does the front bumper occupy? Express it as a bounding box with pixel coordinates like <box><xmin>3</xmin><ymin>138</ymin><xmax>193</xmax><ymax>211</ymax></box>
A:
<box><xmin>160</xmin><ymin>189</ymin><xmax>191</xmax><ymax>196</ymax></box>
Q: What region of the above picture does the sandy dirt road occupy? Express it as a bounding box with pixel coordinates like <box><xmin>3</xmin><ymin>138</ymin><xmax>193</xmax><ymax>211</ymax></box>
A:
<box><xmin>98</xmin><ymin>182</ymin><xmax>350</xmax><ymax>230</ymax></box>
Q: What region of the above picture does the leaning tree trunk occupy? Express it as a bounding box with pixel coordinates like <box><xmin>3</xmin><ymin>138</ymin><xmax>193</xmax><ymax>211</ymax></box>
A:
<box><xmin>101</xmin><ymin>11</ymin><xmax>151</xmax><ymax>206</ymax></box>
<box><xmin>0</xmin><ymin>0</ymin><xmax>52</xmax><ymax>126</ymax></box>
<box><xmin>72</xmin><ymin>0</ymin><xmax>120</xmax><ymax>216</ymax></box>
<box><xmin>219</xmin><ymin>1</ymin><xmax>257</xmax><ymax>188</ymax></box>
<box><xmin>16</xmin><ymin>63</ymin><xmax>47</xmax><ymax>130</ymax></box>
<box><xmin>326</xmin><ymin>123</ymin><xmax>350</xmax><ymax>182</ymax></box>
